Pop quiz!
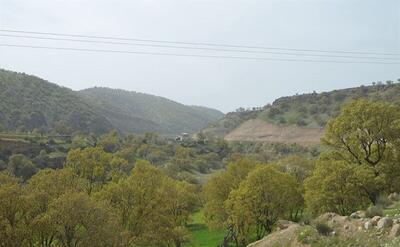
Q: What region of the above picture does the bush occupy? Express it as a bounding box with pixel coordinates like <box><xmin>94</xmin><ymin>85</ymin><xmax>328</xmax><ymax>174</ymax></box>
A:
<box><xmin>376</xmin><ymin>194</ymin><xmax>391</xmax><ymax>208</ymax></box>
<box><xmin>365</xmin><ymin>205</ymin><xmax>383</xmax><ymax>218</ymax></box>
<box><xmin>315</xmin><ymin>222</ymin><xmax>332</xmax><ymax>236</ymax></box>
<box><xmin>300</xmin><ymin>213</ymin><xmax>313</xmax><ymax>225</ymax></box>
<box><xmin>297</xmin><ymin>226</ymin><xmax>318</xmax><ymax>244</ymax></box>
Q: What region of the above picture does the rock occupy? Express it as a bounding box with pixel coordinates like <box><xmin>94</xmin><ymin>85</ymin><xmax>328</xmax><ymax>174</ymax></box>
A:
<box><xmin>364</xmin><ymin>221</ymin><xmax>373</xmax><ymax>230</ymax></box>
<box><xmin>377</xmin><ymin>217</ymin><xmax>393</xmax><ymax>230</ymax></box>
<box><xmin>371</xmin><ymin>216</ymin><xmax>382</xmax><ymax>226</ymax></box>
<box><xmin>320</xmin><ymin>212</ymin><xmax>340</xmax><ymax>221</ymax></box>
<box><xmin>388</xmin><ymin>192</ymin><xmax>399</xmax><ymax>201</ymax></box>
<box><xmin>276</xmin><ymin>220</ymin><xmax>294</xmax><ymax>230</ymax></box>
<box><xmin>389</xmin><ymin>224</ymin><xmax>400</xmax><ymax>238</ymax></box>
<box><xmin>350</xmin><ymin>210</ymin><xmax>366</xmax><ymax>219</ymax></box>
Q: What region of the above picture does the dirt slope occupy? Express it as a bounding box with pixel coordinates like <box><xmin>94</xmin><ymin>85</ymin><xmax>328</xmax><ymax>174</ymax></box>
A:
<box><xmin>224</xmin><ymin>119</ymin><xmax>324</xmax><ymax>146</ymax></box>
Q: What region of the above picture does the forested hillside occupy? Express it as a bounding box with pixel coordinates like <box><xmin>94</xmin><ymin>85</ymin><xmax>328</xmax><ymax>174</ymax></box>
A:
<box><xmin>79</xmin><ymin>87</ymin><xmax>224</xmax><ymax>134</ymax></box>
<box><xmin>0</xmin><ymin>69</ymin><xmax>113</xmax><ymax>134</ymax></box>
<box><xmin>204</xmin><ymin>80</ymin><xmax>400</xmax><ymax>141</ymax></box>
<box><xmin>0</xmin><ymin>69</ymin><xmax>223</xmax><ymax>135</ymax></box>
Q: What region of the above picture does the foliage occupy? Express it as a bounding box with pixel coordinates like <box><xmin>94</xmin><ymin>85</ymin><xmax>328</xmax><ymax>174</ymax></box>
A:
<box><xmin>0</xmin><ymin>173</ymin><xmax>28</xmax><ymax>247</ymax></box>
<box><xmin>65</xmin><ymin>147</ymin><xmax>129</xmax><ymax>194</ymax></box>
<box><xmin>203</xmin><ymin>159</ymin><xmax>257</xmax><ymax>230</ymax></box>
<box><xmin>80</xmin><ymin>87</ymin><xmax>224</xmax><ymax>135</ymax></box>
<box><xmin>225</xmin><ymin>165</ymin><xmax>303</xmax><ymax>245</ymax></box>
<box><xmin>315</xmin><ymin>222</ymin><xmax>332</xmax><ymax>236</ymax></box>
<box><xmin>297</xmin><ymin>226</ymin><xmax>318</xmax><ymax>244</ymax></box>
<box><xmin>324</xmin><ymin>100</ymin><xmax>400</xmax><ymax>201</ymax></box>
<box><xmin>304</xmin><ymin>159</ymin><xmax>372</xmax><ymax>215</ymax></box>
<box><xmin>305</xmin><ymin>99</ymin><xmax>400</xmax><ymax>215</ymax></box>
<box><xmin>0</xmin><ymin>69</ymin><xmax>223</xmax><ymax>135</ymax></box>
<box><xmin>323</xmin><ymin>100</ymin><xmax>400</xmax><ymax>170</ymax></box>
<box><xmin>203</xmin><ymin>81</ymin><xmax>400</xmax><ymax>137</ymax></box>
<box><xmin>365</xmin><ymin>205</ymin><xmax>383</xmax><ymax>218</ymax></box>
<box><xmin>0</xmin><ymin>69</ymin><xmax>113</xmax><ymax>134</ymax></box>
<box><xmin>271</xmin><ymin>155</ymin><xmax>315</xmax><ymax>183</ymax></box>
<box><xmin>96</xmin><ymin>160</ymin><xmax>197</xmax><ymax>247</ymax></box>
<box><xmin>7</xmin><ymin>154</ymin><xmax>38</xmax><ymax>181</ymax></box>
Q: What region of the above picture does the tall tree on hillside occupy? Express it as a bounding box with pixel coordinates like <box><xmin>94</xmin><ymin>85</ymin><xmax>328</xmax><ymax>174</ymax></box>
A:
<box><xmin>322</xmin><ymin>99</ymin><xmax>400</xmax><ymax>202</ymax></box>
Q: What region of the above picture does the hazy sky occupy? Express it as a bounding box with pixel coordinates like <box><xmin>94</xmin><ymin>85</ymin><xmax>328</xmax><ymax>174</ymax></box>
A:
<box><xmin>0</xmin><ymin>0</ymin><xmax>399</xmax><ymax>112</ymax></box>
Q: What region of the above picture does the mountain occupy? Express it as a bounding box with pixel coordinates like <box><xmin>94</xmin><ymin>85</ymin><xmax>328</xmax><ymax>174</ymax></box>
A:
<box><xmin>0</xmin><ymin>69</ymin><xmax>113</xmax><ymax>134</ymax></box>
<box><xmin>79</xmin><ymin>87</ymin><xmax>224</xmax><ymax>134</ymax></box>
<box><xmin>204</xmin><ymin>81</ymin><xmax>400</xmax><ymax>145</ymax></box>
<box><xmin>0</xmin><ymin>69</ymin><xmax>224</xmax><ymax>135</ymax></box>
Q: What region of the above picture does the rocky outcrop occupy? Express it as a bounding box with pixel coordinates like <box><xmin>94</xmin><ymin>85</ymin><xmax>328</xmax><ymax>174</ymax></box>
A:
<box><xmin>377</xmin><ymin>217</ymin><xmax>393</xmax><ymax>230</ymax></box>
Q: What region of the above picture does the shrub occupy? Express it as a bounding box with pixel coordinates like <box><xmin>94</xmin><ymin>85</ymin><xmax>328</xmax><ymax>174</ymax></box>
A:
<box><xmin>315</xmin><ymin>222</ymin><xmax>332</xmax><ymax>236</ymax></box>
<box><xmin>365</xmin><ymin>205</ymin><xmax>383</xmax><ymax>218</ymax></box>
<box><xmin>300</xmin><ymin>213</ymin><xmax>313</xmax><ymax>225</ymax></box>
<box><xmin>376</xmin><ymin>194</ymin><xmax>391</xmax><ymax>208</ymax></box>
<box><xmin>297</xmin><ymin>226</ymin><xmax>318</xmax><ymax>244</ymax></box>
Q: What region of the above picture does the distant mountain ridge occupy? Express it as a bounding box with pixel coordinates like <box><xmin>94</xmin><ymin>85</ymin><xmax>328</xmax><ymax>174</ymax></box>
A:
<box><xmin>0</xmin><ymin>69</ymin><xmax>224</xmax><ymax>135</ymax></box>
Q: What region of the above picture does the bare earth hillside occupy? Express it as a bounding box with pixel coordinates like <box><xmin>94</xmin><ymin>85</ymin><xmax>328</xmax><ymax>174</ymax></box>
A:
<box><xmin>224</xmin><ymin>119</ymin><xmax>324</xmax><ymax>146</ymax></box>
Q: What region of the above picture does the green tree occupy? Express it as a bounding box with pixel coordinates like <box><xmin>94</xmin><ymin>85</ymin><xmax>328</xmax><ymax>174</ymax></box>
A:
<box><xmin>47</xmin><ymin>192</ymin><xmax>122</xmax><ymax>247</ymax></box>
<box><xmin>0</xmin><ymin>173</ymin><xmax>29</xmax><ymax>247</ymax></box>
<box><xmin>225</xmin><ymin>166</ymin><xmax>303</xmax><ymax>246</ymax></box>
<box><xmin>24</xmin><ymin>168</ymin><xmax>86</xmax><ymax>247</ymax></box>
<box><xmin>272</xmin><ymin>155</ymin><xmax>314</xmax><ymax>184</ymax></box>
<box><xmin>322</xmin><ymin>99</ymin><xmax>400</xmax><ymax>202</ymax></box>
<box><xmin>98</xmin><ymin>130</ymin><xmax>121</xmax><ymax>153</ymax></box>
<box><xmin>203</xmin><ymin>159</ymin><xmax>256</xmax><ymax>246</ymax></box>
<box><xmin>65</xmin><ymin>147</ymin><xmax>128</xmax><ymax>194</ymax></box>
<box><xmin>323</xmin><ymin>99</ymin><xmax>400</xmax><ymax>170</ymax></box>
<box><xmin>8</xmin><ymin>154</ymin><xmax>37</xmax><ymax>181</ymax></box>
<box><xmin>96</xmin><ymin>160</ymin><xmax>196</xmax><ymax>247</ymax></box>
<box><xmin>304</xmin><ymin>159</ymin><xmax>373</xmax><ymax>215</ymax></box>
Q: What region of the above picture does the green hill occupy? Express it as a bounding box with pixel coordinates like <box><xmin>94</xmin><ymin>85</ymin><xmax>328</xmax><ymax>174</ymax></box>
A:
<box><xmin>79</xmin><ymin>87</ymin><xmax>224</xmax><ymax>134</ymax></box>
<box><xmin>0</xmin><ymin>69</ymin><xmax>224</xmax><ymax>135</ymax></box>
<box><xmin>0</xmin><ymin>69</ymin><xmax>113</xmax><ymax>134</ymax></box>
<box><xmin>203</xmin><ymin>81</ymin><xmax>400</xmax><ymax>140</ymax></box>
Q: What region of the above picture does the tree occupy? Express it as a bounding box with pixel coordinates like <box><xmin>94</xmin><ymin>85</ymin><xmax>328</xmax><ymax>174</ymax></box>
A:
<box><xmin>159</xmin><ymin>180</ymin><xmax>198</xmax><ymax>247</ymax></box>
<box><xmin>225</xmin><ymin>165</ymin><xmax>303</xmax><ymax>246</ymax></box>
<box><xmin>8</xmin><ymin>154</ymin><xmax>37</xmax><ymax>181</ymax></box>
<box><xmin>65</xmin><ymin>147</ymin><xmax>128</xmax><ymax>194</ymax></box>
<box><xmin>272</xmin><ymin>155</ymin><xmax>314</xmax><ymax>184</ymax></box>
<box><xmin>0</xmin><ymin>173</ymin><xmax>29</xmax><ymax>247</ymax></box>
<box><xmin>172</xmin><ymin>147</ymin><xmax>193</xmax><ymax>171</ymax></box>
<box><xmin>24</xmin><ymin>168</ymin><xmax>85</xmax><ymax>247</ymax></box>
<box><xmin>54</xmin><ymin>121</ymin><xmax>72</xmax><ymax>135</ymax></box>
<box><xmin>98</xmin><ymin>130</ymin><xmax>121</xmax><ymax>153</ymax></box>
<box><xmin>323</xmin><ymin>99</ymin><xmax>400</xmax><ymax>169</ymax></box>
<box><xmin>322</xmin><ymin>99</ymin><xmax>400</xmax><ymax>202</ymax></box>
<box><xmin>96</xmin><ymin>160</ymin><xmax>196</xmax><ymax>247</ymax></box>
<box><xmin>203</xmin><ymin>159</ymin><xmax>256</xmax><ymax>246</ymax></box>
<box><xmin>47</xmin><ymin>192</ymin><xmax>122</xmax><ymax>247</ymax></box>
<box><xmin>304</xmin><ymin>158</ymin><xmax>373</xmax><ymax>215</ymax></box>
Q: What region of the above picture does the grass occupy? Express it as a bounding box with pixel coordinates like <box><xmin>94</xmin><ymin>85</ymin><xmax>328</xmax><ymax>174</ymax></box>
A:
<box><xmin>185</xmin><ymin>210</ymin><xmax>226</xmax><ymax>247</ymax></box>
<box><xmin>383</xmin><ymin>201</ymin><xmax>400</xmax><ymax>217</ymax></box>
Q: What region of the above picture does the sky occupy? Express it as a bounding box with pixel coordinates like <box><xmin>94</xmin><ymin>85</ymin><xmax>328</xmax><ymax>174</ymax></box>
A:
<box><xmin>0</xmin><ymin>0</ymin><xmax>399</xmax><ymax>113</ymax></box>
